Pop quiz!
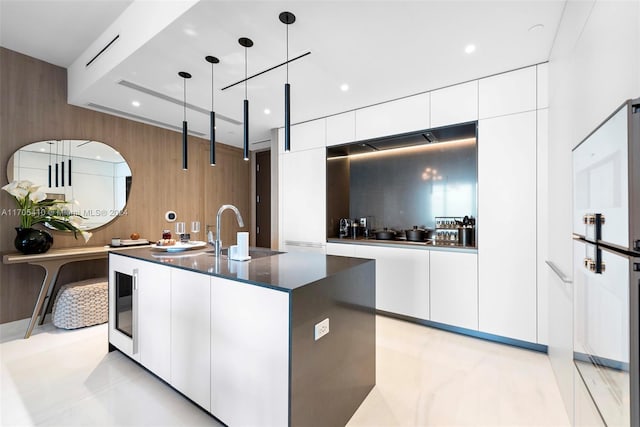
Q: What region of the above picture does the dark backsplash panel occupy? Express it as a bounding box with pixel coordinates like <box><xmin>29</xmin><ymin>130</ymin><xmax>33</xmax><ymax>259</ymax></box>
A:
<box><xmin>347</xmin><ymin>139</ymin><xmax>477</xmax><ymax>231</ymax></box>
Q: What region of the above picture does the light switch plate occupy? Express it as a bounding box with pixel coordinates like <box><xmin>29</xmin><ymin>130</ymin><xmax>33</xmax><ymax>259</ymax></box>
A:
<box><xmin>314</xmin><ymin>318</ymin><xmax>329</xmax><ymax>341</ymax></box>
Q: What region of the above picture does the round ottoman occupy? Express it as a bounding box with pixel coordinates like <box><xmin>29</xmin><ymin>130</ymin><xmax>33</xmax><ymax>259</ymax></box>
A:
<box><xmin>51</xmin><ymin>277</ymin><xmax>108</xmax><ymax>329</ymax></box>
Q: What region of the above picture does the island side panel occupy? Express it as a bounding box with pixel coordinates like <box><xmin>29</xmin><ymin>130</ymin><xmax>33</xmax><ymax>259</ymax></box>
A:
<box><xmin>290</xmin><ymin>259</ymin><xmax>376</xmax><ymax>427</ymax></box>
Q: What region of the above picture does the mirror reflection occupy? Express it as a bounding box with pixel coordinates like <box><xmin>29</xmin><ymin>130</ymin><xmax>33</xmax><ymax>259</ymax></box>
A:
<box><xmin>7</xmin><ymin>140</ymin><xmax>132</xmax><ymax>230</ymax></box>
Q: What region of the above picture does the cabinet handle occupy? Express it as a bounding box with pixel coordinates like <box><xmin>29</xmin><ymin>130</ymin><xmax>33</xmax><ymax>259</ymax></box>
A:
<box><xmin>545</xmin><ymin>260</ymin><xmax>572</xmax><ymax>283</ymax></box>
<box><xmin>132</xmin><ymin>268</ymin><xmax>139</xmax><ymax>355</ymax></box>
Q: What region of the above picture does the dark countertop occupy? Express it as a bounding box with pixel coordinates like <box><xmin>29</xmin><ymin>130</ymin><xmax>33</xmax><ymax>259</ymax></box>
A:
<box><xmin>327</xmin><ymin>237</ymin><xmax>477</xmax><ymax>253</ymax></box>
<box><xmin>110</xmin><ymin>247</ymin><xmax>372</xmax><ymax>292</ymax></box>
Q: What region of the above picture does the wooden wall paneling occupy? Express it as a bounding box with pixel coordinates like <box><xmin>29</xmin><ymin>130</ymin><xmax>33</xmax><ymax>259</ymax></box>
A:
<box><xmin>0</xmin><ymin>47</ymin><xmax>250</xmax><ymax>323</ymax></box>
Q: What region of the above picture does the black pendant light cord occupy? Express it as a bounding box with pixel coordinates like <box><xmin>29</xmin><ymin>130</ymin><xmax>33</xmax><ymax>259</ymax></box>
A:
<box><xmin>244</xmin><ymin>46</ymin><xmax>248</xmax><ymax>100</ymax></box>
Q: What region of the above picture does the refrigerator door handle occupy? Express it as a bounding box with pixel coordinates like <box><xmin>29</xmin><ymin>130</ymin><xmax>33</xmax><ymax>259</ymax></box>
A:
<box><xmin>584</xmin><ymin>250</ymin><xmax>606</xmax><ymax>274</ymax></box>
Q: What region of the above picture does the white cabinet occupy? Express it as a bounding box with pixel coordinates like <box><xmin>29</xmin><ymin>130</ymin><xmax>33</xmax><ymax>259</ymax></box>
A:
<box><xmin>430</xmin><ymin>81</ymin><xmax>478</xmax><ymax>128</ymax></box>
<box><xmin>546</xmin><ymin>262</ymin><xmax>574</xmax><ymax>424</ymax></box>
<box><xmin>537</xmin><ymin>63</ymin><xmax>549</xmax><ymax>109</ymax></box>
<box><xmin>326</xmin><ymin>111</ymin><xmax>356</xmax><ymax>146</ymax></box>
<box><xmin>211</xmin><ymin>277</ymin><xmax>289</xmax><ymax>427</ymax></box>
<box><xmin>108</xmin><ymin>255</ymin><xmax>170</xmax><ymax>380</ymax></box>
<box><xmin>136</xmin><ymin>258</ymin><xmax>172</xmax><ymax>382</ymax></box>
<box><xmin>278</xmin><ymin>118</ymin><xmax>326</xmax><ymax>153</ymax></box>
<box><xmin>355</xmin><ymin>92</ymin><xmax>430</xmax><ymax>140</ymax></box>
<box><xmin>326</xmin><ymin>242</ymin><xmax>357</xmax><ymax>257</ymax></box>
<box><xmin>353</xmin><ymin>245</ymin><xmax>429</xmax><ymax>320</ymax></box>
<box><xmin>478</xmin><ymin>111</ymin><xmax>537</xmax><ymax>342</ymax></box>
<box><xmin>430</xmin><ymin>251</ymin><xmax>478</xmax><ymax>330</ymax></box>
<box><xmin>478</xmin><ymin>66</ymin><xmax>537</xmax><ymax>119</ymax></box>
<box><xmin>279</xmin><ymin>147</ymin><xmax>326</xmax><ymax>248</ymax></box>
<box><xmin>170</xmin><ymin>268</ymin><xmax>211</xmax><ymax>411</ymax></box>
<box><xmin>536</xmin><ymin>108</ymin><xmax>549</xmax><ymax>344</ymax></box>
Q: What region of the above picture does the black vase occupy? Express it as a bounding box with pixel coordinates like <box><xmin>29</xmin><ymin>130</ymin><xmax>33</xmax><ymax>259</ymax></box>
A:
<box><xmin>14</xmin><ymin>227</ymin><xmax>53</xmax><ymax>255</ymax></box>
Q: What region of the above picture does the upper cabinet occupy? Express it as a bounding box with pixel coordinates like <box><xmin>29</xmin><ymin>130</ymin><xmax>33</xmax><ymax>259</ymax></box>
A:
<box><xmin>326</xmin><ymin>111</ymin><xmax>356</xmax><ymax>146</ymax></box>
<box><xmin>430</xmin><ymin>81</ymin><xmax>478</xmax><ymax>128</ymax></box>
<box><xmin>537</xmin><ymin>63</ymin><xmax>549</xmax><ymax>109</ymax></box>
<box><xmin>478</xmin><ymin>66</ymin><xmax>537</xmax><ymax>119</ymax></box>
<box><xmin>355</xmin><ymin>92</ymin><xmax>430</xmax><ymax>140</ymax></box>
<box><xmin>278</xmin><ymin>118</ymin><xmax>326</xmax><ymax>153</ymax></box>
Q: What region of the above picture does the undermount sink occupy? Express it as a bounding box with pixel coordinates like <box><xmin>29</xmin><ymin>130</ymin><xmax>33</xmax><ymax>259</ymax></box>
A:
<box><xmin>206</xmin><ymin>247</ymin><xmax>284</xmax><ymax>259</ymax></box>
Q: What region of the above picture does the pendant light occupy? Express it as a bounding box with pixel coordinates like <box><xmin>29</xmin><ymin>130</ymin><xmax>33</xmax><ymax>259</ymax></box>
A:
<box><xmin>205</xmin><ymin>56</ymin><xmax>219</xmax><ymax>166</ymax></box>
<box><xmin>279</xmin><ymin>11</ymin><xmax>296</xmax><ymax>152</ymax></box>
<box><xmin>55</xmin><ymin>140</ymin><xmax>59</xmax><ymax>187</ymax></box>
<box><xmin>239</xmin><ymin>37</ymin><xmax>253</xmax><ymax>161</ymax></box>
<box><xmin>178</xmin><ymin>71</ymin><xmax>192</xmax><ymax>170</ymax></box>
<box><xmin>68</xmin><ymin>140</ymin><xmax>72</xmax><ymax>186</ymax></box>
<box><xmin>61</xmin><ymin>140</ymin><xmax>66</xmax><ymax>187</ymax></box>
<box><xmin>48</xmin><ymin>141</ymin><xmax>52</xmax><ymax>188</ymax></box>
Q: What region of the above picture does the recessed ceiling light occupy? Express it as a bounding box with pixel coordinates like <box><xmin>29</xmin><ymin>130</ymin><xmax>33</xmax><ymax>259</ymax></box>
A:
<box><xmin>464</xmin><ymin>44</ymin><xmax>476</xmax><ymax>54</ymax></box>
<box><xmin>39</xmin><ymin>148</ymin><xmax>45</xmax><ymax>152</ymax></box>
<box><xmin>528</xmin><ymin>23</ymin><xmax>544</xmax><ymax>32</ymax></box>
<box><xmin>264</xmin><ymin>108</ymin><xmax>271</xmax><ymax>115</ymax></box>
<box><xmin>131</xmin><ymin>100</ymin><xmax>140</xmax><ymax>107</ymax></box>
<box><xmin>184</xmin><ymin>28</ymin><xmax>197</xmax><ymax>37</ymax></box>
<box><xmin>340</xmin><ymin>83</ymin><xmax>349</xmax><ymax>91</ymax></box>
<box><xmin>96</xmin><ymin>155</ymin><xmax>101</xmax><ymax>160</ymax></box>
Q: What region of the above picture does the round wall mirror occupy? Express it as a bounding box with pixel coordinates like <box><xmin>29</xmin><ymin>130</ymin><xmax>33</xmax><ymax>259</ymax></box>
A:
<box><xmin>7</xmin><ymin>140</ymin><xmax>132</xmax><ymax>230</ymax></box>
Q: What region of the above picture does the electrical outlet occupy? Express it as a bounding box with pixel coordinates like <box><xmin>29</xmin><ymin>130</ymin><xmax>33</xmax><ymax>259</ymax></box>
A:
<box><xmin>314</xmin><ymin>318</ymin><xmax>330</xmax><ymax>341</ymax></box>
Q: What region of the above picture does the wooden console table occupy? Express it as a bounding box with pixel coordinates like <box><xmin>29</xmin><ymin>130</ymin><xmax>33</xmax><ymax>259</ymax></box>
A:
<box><xmin>3</xmin><ymin>245</ymin><xmax>143</xmax><ymax>338</ymax></box>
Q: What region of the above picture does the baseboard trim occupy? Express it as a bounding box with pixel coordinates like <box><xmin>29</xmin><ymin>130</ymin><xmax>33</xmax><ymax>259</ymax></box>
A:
<box><xmin>377</xmin><ymin>310</ymin><xmax>548</xmax><ymax>353</ymax></box>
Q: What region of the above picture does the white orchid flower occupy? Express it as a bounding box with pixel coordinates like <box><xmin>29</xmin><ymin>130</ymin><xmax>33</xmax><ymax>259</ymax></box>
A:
<box><xmin>2</xmin><ymin>181</ymin><xmax>18</xmax><ymax>193</ymax></box>
<box><xmin>68</xmin><ymin>216</ymin><xmax>83</xmax><ymax>228</ymax></box>
<box><xmin>17</xmin><ymin>180</ymin><xmax>34</xmax><ymax>190</ymax></box>
<box><xmin>9</xmin><ymin>187</ymin><xmax>28</xmax><ymax>200</ymax></box>
<box><xmin>29</xmin><ymin>190</ymin><xmax>47</xmax><ymax>203</ymax></box>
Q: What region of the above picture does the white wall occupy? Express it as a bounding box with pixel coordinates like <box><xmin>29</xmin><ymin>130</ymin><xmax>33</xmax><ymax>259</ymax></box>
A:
<box><xmin>548</xmin><ymin>0</ymin><xmax>640</xmax><ymax>273</ymax></box>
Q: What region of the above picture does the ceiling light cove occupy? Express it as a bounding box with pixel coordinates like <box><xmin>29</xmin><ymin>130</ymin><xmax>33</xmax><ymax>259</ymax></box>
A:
<box><xmin>131</xmin><ymin>100</ymin><xmax>140</xmax><ymax>107</ymax></box>
<box><xmin>340</xmin><ymin>83</ymin><xmax>349</xmax><ymax>92</ymax></box>
<box><xmin>464</xmin><ymin>44</ymin><xmax>476</xmax><ymax>54</ymax></box>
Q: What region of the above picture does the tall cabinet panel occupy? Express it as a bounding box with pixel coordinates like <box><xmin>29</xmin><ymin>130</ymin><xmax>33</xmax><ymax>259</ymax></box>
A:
<box><xmin>211</xmin><ymin>277</ymin><xmax>289</xmax><ymax>427</ymax></box>
<box><xmin>478</xmin><ymin>111</ymin><xmax>537</xmax><ymax>342</ymax></box>
<box><xmin>279</xmin><ymin>146</ymin><xmax>326</xmax><ymax>250</ymax></box>
<box><xmin>170</xmin><ymin>268</ymin><xmax>211</xmax><ymax>411</ymax></box>
<box><xmin>136</xmin><ymin>259</ymin><xmax>172</xmax><ymax>382</ymax></box>
<box><xmin>546</xmin><ymin>263</ymin><xmax>574</xmax><ymax>424</ymax></box>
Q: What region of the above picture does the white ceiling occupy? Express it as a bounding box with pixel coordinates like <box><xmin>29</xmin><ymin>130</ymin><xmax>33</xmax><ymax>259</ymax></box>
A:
<box><xmin>0</xmin><ymin>0</ymin><xmax>133</xmax><ymax>68</ymax></box>
<box><xmin>1</xmin><ymin>0</ymin><xmax>566</xmax><ymax>150</ymax></box>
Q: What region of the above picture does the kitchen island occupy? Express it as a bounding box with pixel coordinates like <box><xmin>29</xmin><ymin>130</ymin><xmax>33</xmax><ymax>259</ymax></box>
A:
<box><xmin>108</xmin><ymin>247</ymin><xmax>375</xmax><ymax>427</ymax></box>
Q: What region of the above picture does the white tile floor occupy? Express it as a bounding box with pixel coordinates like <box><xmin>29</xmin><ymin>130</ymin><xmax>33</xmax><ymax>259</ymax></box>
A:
<box><xmin>1</xmin><ymin>316</ymin><xmax>570</xmax><ymax>427</ymax></box>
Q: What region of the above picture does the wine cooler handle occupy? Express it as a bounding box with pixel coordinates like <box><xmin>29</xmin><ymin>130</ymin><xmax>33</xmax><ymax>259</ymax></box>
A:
<box><xmin>132</xmin><ymin>268</ymin><xmax>139</xmax><ymax>355</ymax></box>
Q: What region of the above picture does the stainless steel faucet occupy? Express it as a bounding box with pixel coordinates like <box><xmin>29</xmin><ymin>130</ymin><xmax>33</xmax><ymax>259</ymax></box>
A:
<box><xmin>214</xmin><ymin>204</ymin><xmax>245</xmax><ymax>257</ymax></box>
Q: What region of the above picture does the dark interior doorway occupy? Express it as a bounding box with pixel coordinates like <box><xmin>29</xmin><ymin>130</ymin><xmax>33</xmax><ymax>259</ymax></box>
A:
<box><xmin>255</xmin><ymin>150</ymin><xmax>271</xmax><ymax>248</ymax></box>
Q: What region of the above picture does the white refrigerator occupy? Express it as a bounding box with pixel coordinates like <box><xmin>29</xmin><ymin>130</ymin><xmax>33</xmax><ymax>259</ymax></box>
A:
<box><xmin>572</xmin><ymin>98</ymin><xmax>640</xmax><ymax>426</ymax></box>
